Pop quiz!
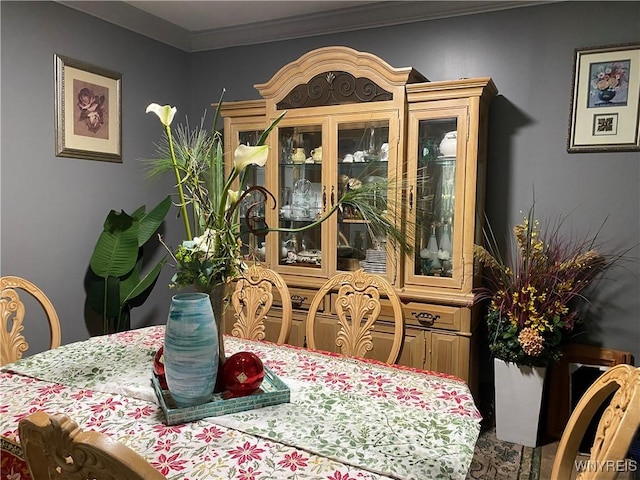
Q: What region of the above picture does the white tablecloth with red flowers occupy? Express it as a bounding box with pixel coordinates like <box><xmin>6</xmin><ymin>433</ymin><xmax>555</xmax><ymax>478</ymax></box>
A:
<box><xmin>0</xmin><ymin>326</ymin><xmax>481</xmax><ymax>480</ymax></box>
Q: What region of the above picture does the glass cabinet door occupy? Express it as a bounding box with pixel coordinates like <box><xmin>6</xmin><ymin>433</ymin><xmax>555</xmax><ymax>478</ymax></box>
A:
<box><xmin>335</xmin><ymin>119</ymin><xmax>390</xmax><ymax>274</ymax></box>
<box><xmin>235</xmin><ymin>128</ymin><xmax>267</xmax><ymax>262</ymax></box>
<box><xmin>406</xmin><ymin>107</ymin><xmax>468</xmax><ymax>289</ymax></box>
<box><xmin>276</xmin><ymin>124</ymin><xmax>324</xmax><ymax>270</ymax></box>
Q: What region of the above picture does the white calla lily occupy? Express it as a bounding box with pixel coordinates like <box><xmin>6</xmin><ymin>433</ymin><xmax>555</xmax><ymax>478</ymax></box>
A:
<box><xmin>233</xmin><ymin>144</ymin><xmax>268</xmax><ymax>172</ymax></box>
<box><xmin>145</xmin><ymin>103</ymin><xmax>177</xmax><ymax>127</ymax></box>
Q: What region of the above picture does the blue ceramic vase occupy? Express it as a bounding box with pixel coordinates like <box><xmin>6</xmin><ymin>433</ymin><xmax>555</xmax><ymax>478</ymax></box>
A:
<box><xmin>164</xmin><ymin>292</ymin><xmax>219</xmax><ymax>407</ymax></box>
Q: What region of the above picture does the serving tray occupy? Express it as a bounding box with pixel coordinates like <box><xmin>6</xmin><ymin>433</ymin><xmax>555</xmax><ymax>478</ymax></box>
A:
<box><xmin>152</xmin><ymin>366</ymin><xmax>290</xmax><ymax>425</ymax></box>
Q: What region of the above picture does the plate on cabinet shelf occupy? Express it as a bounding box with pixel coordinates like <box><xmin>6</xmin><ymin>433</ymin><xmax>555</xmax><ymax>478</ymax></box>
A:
<box><xmin>297</xmin><ymin>250</ymin><xmax>321</xmax><ymax>259</ymax></box>
<box><xmin>359</xmin><ymin>261</ymin><xmax>386</xmax><ymax>274</ymax></box>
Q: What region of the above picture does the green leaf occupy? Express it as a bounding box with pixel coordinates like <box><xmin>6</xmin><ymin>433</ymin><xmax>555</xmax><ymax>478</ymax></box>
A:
<box><xmin>138</xmin><ymin>195</ymin><xmax>171</xmax><ymax>246</ymax></box>
<box><xmin>121</xmin><ymin>257</ymin><xmax>167</xmax><ymax>305</ymax></box>
<box><xmin>256</xmin><ymin>111</ymin><xmax>286</xmax><ymax>146</ymax></box>
<box><xmin>90</xmin><ymin>211</ymin><xmax>139</xmax><ymax>278</ymax></box>
<box><xmin>130</xmin><ymin>204</ymin><xmax>146</xmax><ymax>220</ymax></box>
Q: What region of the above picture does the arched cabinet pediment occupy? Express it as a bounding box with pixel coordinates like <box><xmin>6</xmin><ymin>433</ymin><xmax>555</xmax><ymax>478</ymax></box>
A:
<box><xmin>254</xmin><ymin>46</ymin><xmax>427</xmax><ymax>107</ymax></box>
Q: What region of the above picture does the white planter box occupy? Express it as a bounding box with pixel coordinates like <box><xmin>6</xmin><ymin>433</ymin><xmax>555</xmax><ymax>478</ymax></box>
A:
<box><xmin>494</xmin><ymin>358</ymin><xmax>546</xmax><ymax>447</ymax></box>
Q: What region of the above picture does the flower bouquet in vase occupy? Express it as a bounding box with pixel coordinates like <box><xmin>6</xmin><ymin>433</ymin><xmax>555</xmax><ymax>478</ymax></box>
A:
<box><xmin>474</xmin><ymin>204</ymin><xmax>620</xmax><ymax>446</ymax></box>
<box><xmin>146</xmin><ymin>91</ymin><xmax>410</xmax><ymax>404</ymax></box>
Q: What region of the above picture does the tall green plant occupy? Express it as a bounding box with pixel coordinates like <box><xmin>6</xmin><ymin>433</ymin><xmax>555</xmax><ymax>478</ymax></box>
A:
<box><xmin>87</xmin><ymin>196</ymin><xmax>171</xmax><ymax>333</ymax></box>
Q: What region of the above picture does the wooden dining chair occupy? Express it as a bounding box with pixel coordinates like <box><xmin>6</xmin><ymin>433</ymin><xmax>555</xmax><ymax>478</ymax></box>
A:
<box><xmin>1</xmin><ymin>276</ymin><xmax>61</xmax><ymax>366</ymax></box>
<box><xmin>18</xmin><ymin>411</ymin><xmax>167</xmax><ymax>480</ymax></box>
<box><xmin>306</xmin><ymin>269</ymin><xmax>405</xmax><ymax>364</ymax></box>
<box><xmin>551</xmin><ymin>364</ymin><xmax>640</xmax><ymax>480</ymax></box>
<box><xmin>230</xmin><ymin>264</ymin><xmax>293</xmax><ymax>344</ymax></box>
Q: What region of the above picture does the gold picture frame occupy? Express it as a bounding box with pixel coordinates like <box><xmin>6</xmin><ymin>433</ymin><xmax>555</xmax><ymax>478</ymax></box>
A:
<box><xmin>54</xmin><ymin>54</ymin><xmax>122</xmax><ymax>162</ymax></box>
<box><xmin>568</xmin><ymin>43</ymin><xmax>640</xmax><ymax>153</ymax></box>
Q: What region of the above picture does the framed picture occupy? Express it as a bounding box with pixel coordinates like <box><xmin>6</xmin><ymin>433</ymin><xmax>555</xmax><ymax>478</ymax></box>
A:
<box><xmin>54</xmin><ymin>54</ymin><xmax>122</xmax><ymax>162</ymax></box>
<box><xmin>567</xmin><ymin>43</ymin><xmax>640</xmax><ymax>153</ymax></box>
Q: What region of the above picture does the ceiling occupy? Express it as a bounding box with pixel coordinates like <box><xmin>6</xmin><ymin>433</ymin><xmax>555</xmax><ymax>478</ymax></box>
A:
<box><xmin>58</xmin><ymin>1</ymin><xmax>551</xmax><ymax>52</ymax></box>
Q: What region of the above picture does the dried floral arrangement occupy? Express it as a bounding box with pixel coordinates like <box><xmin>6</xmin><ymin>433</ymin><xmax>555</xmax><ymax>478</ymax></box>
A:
<box><xmin>474</xmin><ymin>205</ymin><xmax>621</xmax><ymax>367</ymax></box>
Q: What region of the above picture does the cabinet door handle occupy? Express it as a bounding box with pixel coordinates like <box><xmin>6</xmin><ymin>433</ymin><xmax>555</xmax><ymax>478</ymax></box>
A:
<box><xmin>322</xmin><ymin>186</ymin><xmax>327</xmax><ymax>212</ymax></box>
<box><xmin>330</xmin><ymin>186</ymin><xmax>335</xmax><ymax>207</ymax></box>
<box><xmin>409</xmin><ymin>186</ymin><xmax>414</xmax><ymax>212</ymax></box>
<box><xmin>411</xmin><ymin>311</ymin><xmax>440</xmax><ymax>326</ymax></box>
<box><xmin>291</xmin><ymin>294</ymin><xmax>307</xmax><ymax>309</ymax></box>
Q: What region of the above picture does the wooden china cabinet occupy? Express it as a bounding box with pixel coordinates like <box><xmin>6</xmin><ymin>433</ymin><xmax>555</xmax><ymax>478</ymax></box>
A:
<box><xmin>220</xmin><ymin>46</ymin><xmax>497</xmax><ymax>397</ymax></box>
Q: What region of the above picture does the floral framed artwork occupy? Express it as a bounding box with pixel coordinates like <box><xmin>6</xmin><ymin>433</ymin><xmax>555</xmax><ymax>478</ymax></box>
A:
<box><xmin>54</xmin><ymin>54</ymin><xmax>122</xmax><ymax>162</ymax></box>
<box><xmin>567</xmin><ymin>44</ymin><xmax>640</xmax><ymax>153</ymax></box>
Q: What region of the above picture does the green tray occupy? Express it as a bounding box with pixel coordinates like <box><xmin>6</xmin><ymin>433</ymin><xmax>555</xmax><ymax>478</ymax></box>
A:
<box><xmin>152</xmin><ymin>367</ymin><xmax>290</xmax><ymax>425</ymax></box>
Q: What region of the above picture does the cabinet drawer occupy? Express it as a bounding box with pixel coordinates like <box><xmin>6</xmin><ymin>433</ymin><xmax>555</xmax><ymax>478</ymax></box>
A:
<box><xmin>377</xmin><ymin>300</ymin><xmax>461</xmax><ymax>331</ymax></box>
<box><xmin>330</xmin><ymin>295</ymin><xmax>461</xmax><ymax>332</ymax></box>
<box><xmin>404</xmin><ymin>303</ymin><xmax>461</xmax><ymax>331</ymax></box>
<box><xmin>273</xmin><ymin>287</ymin><xmax>323</xmax><ymax>312</ymax></box>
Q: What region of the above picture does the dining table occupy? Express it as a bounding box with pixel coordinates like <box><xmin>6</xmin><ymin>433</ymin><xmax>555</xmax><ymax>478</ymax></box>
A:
<box><xmin>0</xmin><ymin>325</ymin><xmax>481</xmax><ymax>480</ymax></box>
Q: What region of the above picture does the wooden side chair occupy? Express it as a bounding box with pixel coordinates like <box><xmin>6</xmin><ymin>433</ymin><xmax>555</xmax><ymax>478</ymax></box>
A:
<box><xmin>18</xmin><ymin>411</ymin><xmax>166</xmax><ymax>480</ymax></box>
<box><xmin>551</xmin><ymin>364</ymin><xmax>640</xmax><ymax>480</ymax></box>
<box><xmin>230</xmin><ymin>264</ymin><xmax>293</xmax><ymax>344</ymax></box>
<box><xmin>306</xmin><ymin>269</ymin><xmax>405</xmax><ymax>364</ymax></box>
<box><xmin>1</xmin><ymin>276</ymin><xmax>61</xmax><ymax>366</ymax></box>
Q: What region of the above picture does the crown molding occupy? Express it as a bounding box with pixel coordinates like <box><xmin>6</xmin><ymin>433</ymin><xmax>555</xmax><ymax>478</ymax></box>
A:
<box><xmin>191</xmin><ymin>1</ymin><xmax>554</xmax><ymax>52</ymax></box>
<box><xmin>57</xmin><ymin>0</ymin><xmax>192</xmax><ymax>51</ymax></box>
<box><xmin>57</xmin><ymin>1</ymin><xmax>557</xmax><ymax>53</ymax></box>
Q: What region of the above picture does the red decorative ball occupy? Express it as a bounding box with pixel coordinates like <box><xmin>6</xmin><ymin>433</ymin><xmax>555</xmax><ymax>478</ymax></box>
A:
<box><xmin>222</xmin><ymin>352</ymin><xmax>265</xmax><ymax>398</ymax></box>
<box><xmin>153</xmin><ymin>346</ymin><xmax>168</xmax><ymax>390</ymax></box>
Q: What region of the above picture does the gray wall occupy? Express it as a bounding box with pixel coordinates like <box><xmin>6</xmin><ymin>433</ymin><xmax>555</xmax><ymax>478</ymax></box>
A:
<box><xmin>2</xmin><ymin>2</ymin><xmax>639</xmax><ymax>361</ymax></box>
<box><xmin>1</xmin><ymin>1</ymin><xmax>188</xmax><ymax>351</ymax></box>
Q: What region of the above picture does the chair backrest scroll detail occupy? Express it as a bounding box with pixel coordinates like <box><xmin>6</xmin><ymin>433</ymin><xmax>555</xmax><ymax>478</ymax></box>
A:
<box><xmin>551</xmin><ymin>364</ymin><xmax>640</xmax><ymax>480</ymax></box>
<box><xmin>1</xmin><ymin>276</ymin><xmax>61</xmax><ymax>365</ymax></box>
<box><xmin>18</xmin><ymin>411</ymin><xmax>166</xmax><ymax>480</ymax></box>
<box><xmin>306</xmin><ymin>269</ymin><xmax>404</xmax><ymax>364</ymax></box>
<box><xmin>230</xmin><ymin>264</ymin><xmax>292</xmax><ymax>344</ymax></box>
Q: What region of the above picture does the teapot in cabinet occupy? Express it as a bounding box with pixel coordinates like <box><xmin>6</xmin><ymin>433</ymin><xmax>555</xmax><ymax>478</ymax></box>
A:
<box><xmin>310</xmin><ymin>146</ymin><xmax>322</xmax><ymax>163</ymax></box>
<box><xmin>292</xmin><ymin>148</ymin><xmax>306</xmax><ymax>164</ymax></box>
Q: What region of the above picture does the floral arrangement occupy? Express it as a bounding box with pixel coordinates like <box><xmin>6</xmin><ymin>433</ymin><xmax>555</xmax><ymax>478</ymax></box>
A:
<box><xmin>145</xmin><ymin>97</ymin><xmax>282</xmax><ymax>292</ymax></box>
<box><xmin>474</xmin><ymin>206</ymin><xmax>617</xmax><ymax>367</ymax></box>
<box><xmin>590</xmin><ymin>61</ymin><xmax>629</xmax><ymax>102</ymax></box>
<box><xmin>145</xmin><ymin>92</ymin><xmax>407</xmax><ymax>294</ymax></box>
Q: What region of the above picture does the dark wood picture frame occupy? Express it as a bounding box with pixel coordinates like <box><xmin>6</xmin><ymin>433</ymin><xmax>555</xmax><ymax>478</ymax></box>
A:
<box><xmin>568</xmin><ymin>43</ymin><xmax>640</xmax><ymax>153</ymax></box>
<box><xmin>54</xmin><ymin>54</ymin><xmax>122</xmax><ymax>162</ymax></box>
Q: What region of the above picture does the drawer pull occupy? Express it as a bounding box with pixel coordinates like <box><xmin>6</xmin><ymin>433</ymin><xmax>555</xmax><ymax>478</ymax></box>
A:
<box><xmin>291</xmin><ymin>294</ymin><xmax>307</xmax><ymax>309</ymax></box>
<box><xmin>411</xmin><ymin>311</ymin><xmax>440</xmax><ymax>326</ymax></box>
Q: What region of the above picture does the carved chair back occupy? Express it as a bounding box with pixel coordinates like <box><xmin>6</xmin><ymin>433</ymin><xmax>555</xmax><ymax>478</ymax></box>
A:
<box><xmin>18</xmin><ymin>411</ymin><xmax>166</xmax><ymax>480</ymax></box>
<box><xmin>230</xmin><ymin>264</ymin><xmax>293</xmax><ymax>344</ymax></box>
<box><xmin>306</xmin><ymin>269</ymin><xmax>405</xmax><ymax>364</ymax></box>
<box><xmin>1</xmin><ymin>276</ymin><xmax>61</xmax><ymax>365</ymax></box>
<box><xmin>551</xmin><ymin>364</ymin><xmax>640</xmax><ymax>480</ymax></box>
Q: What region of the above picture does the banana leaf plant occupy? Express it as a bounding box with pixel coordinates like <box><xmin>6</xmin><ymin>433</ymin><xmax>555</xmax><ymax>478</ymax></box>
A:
<box><xmin>87</xmin><ymin>196</ymin><xmax>171</xmax><ymax>333</ymax></box>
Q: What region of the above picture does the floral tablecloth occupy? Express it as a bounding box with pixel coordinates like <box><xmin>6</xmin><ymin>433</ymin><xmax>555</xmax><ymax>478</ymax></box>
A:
<box><xmin>1</xmin><ymin>326</ymin><xmax>481</xmax><ymax>480</ymax></box>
